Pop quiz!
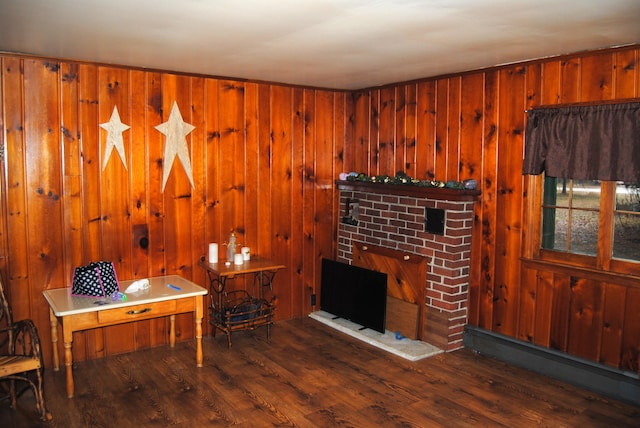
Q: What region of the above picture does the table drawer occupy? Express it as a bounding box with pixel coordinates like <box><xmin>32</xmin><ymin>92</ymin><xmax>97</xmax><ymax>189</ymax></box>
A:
<box><xmin>98</xmin><ymin>300</ymin><xmax>177</xmax><ymax>324</ymax></box>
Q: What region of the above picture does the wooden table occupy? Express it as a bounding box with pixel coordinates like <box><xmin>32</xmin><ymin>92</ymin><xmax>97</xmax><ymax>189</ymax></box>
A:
<box><xmin>199</xmin><ymin>256</ymin><xmax>286</xmax><ymax>297</ymax></box>
<box><xmin>42</xmin><ymin>275</ymin><xmax>207</xmax><ymax>398</ymax></box>
<box><xmin>199</xmin><ymin>256</ymin><xmax>285</xmax><ymax>347</ymax></box>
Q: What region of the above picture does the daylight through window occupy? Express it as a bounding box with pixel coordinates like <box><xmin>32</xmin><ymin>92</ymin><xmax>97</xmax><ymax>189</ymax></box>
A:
<box><xmin>541</xmin><ymin>176</ymin><xmax>640</xmax><ymax>264</ymax></box>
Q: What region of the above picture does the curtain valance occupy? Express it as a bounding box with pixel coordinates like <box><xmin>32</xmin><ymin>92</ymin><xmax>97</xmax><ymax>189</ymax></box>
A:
<box><xmin>523</xmin><ymin>102</ymin><xmax>640</xmax><ymax>182</ymax></box>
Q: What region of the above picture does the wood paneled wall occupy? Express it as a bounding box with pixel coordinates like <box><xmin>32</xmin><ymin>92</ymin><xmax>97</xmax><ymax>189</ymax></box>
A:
<box><xmin>349</xmin><ymin>45</ymin><xmax>640</xmax><ymax>373</ymax></box>
<box><xmin>1</xmin><ymin>45</ymin><xmax>639</xmax><ymax>373</ymax></box>
<box><xmin>0</xmin><ymin>56</ymin><xmax>345</xmax><ymax>365</ymax></box>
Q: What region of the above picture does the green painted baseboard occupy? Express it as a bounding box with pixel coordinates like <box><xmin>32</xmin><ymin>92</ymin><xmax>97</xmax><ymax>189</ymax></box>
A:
<box><xmin>463</xmin><ymin>325</ymin><xmax>639</xmax><ymax>406</ymax></box>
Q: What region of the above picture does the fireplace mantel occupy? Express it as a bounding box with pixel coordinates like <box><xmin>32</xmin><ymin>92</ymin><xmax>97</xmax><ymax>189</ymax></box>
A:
<box><xmin>336</xmin><ymin>180</ymin><xmax>481</xmax><ymax>201</ymax></box>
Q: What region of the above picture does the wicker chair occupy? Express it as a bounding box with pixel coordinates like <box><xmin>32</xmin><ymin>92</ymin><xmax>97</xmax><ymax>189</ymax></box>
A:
<box><xmin>0</xmin><ymin>275</ymin><xmax>51</xmax><ymax>421</ymax></box>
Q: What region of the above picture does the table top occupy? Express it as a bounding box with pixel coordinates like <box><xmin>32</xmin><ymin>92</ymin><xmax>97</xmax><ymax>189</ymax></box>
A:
<box><xmin>199</xmin><ymin>256</ymin><xmax>285</xmax><ymax>278</ymax></box>
<box><xmin>42</xmin><ymin>275</ymin><xmax>207</xmax><ymax>317</ymax></box>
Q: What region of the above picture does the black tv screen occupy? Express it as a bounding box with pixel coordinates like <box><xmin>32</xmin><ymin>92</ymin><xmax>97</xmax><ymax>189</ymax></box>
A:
<box><xmin>320</xmin><ymin>258</ymin><xmax>387</xmax><ymax>333</ymax></box>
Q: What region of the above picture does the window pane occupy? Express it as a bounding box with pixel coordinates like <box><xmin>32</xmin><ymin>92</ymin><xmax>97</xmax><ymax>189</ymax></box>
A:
<box><xmin>613</xmin><ymin>182</ymin><xmax>640</xmax><ymax>262</ymax></box>
<box><xmin>613</xmin><ymin>213</ymin><xmax>640</xmax><ymax>261</ymax></box>
<box><xmin>548</xmin><ymin>177</ymin><xmax>565</xmax><ymax>207</ymax></box>
<box><xmin>615</xmin><ymin>182</ymin><xmax>640</xmax><ymax>212</ymax></box>
<box><xmin>542</xmin><ymin>206</ymin><xmax>564</xmax><ymax>249</ymax></box>
<box><xmin>542</xmin><ymin>176</ymin><xmax>599</xmax><ymax>255</ymax></box>
<box><xmin>572</xmin><ymin>180</ymin><xmax>601</xmax><ymax>209</ymax></box>
<box><xmin>569</xmin><ymin>210</ymin><xmax>598</xmax><ymax>256</ymax></box>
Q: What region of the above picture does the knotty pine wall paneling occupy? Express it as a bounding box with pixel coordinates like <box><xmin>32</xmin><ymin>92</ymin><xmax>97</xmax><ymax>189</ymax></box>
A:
<box><xmin>161</xmin><ymin>73</ymin><xmax>200</xmax><ymax>348</ymax></box>
<box><xmin>128</xmin><ymin>69</ymin><xmax>152</xmax><ymax>351</ymax></box>
<box><xmin>350</xmin><ymin>91</ymin><xmax>370</xmax><ymax>174</ymax></box>
<box><xmin>270</xmin><ymin>85</ymin><xmax>294</xmax><ymax>317</ymax></box>
<box><xmin>301</xmin><ymin>90</ymin><xmax>316</xmax><ymax>316</ymax></box>
<box><xmin>257</xmin><ymin>84</ymin><xmax>274</xmax><ymax>270</ymax></box>
<box><xmin>401</xmin><ymin>83</ymin><xmax>418</xmax><ymax>176</ymax></box>
<box><xmin>0</xmin><ymin>55</ymin><xmax>346</xmax><ymax>366</ymax></box>
<box><xmin>415</xmin><ymin>81</ymin><xmax>437</xmax><ymax>179</ymax></box>
<box><xmin>145</xmin><ymin>71</ymin><xmax>170</xmax><ymax>351</ymax></box>
<box><xmin>465</xmin><ymin>71</ymin><xmax>497</xmax><ymax>334</ymax></box>
<box><xmin>434</xmin><ymin>78</ymin><xmax>450</xmax><ymax>179</ymax></box>
<box><xmin>243</xmin><ymin>83</ymin><xmax>260</xmax><ymax>282</ymax></box>
<box><xmin>378</xmin><ymin>87</ymin><xmax>395</xmax><ymax>175</ymax></box>
<box><xmin>347</xmin><ymin>45</ymin><xmax>640</xmax><ymax>373</ymax></box>
<box><xmin>368</xmin><ymin>90</ymin><xmax>380</xmax><ymax>175</ymax></box>
<box><xmin>494</xmin><ymin>65</ymin><xmax>526</xmax><ymax>337</ymax></box>
<box><xmin>476</xmin><ymin>71</ymin><xmax>500</xmax><ymax>333</ymax></box>
<box><xmin>622</xmin><ymin>288</ymin><xmax>640</xmax><ymax>371</ymax></box>
<box><xmin>100</xmin><ymin>67</ymin><xmax>135</xmax><ymax>357</ymax></box>
<box><xmin>517</xmin><ymin>63</ymin><xmax>542</xmax><ymax>346</ymax></box>
<box><xmin>290</xmin><ymin>88</ymin><xmax>305</xmax><ymax>319</ymax></box>
<box><xmin>2</xmin><ymin>57</ymin><xmax>26</xmax><ymax>323</ymax></box>
<box><xmin>24</xmin><ymin>60</ymin><xmax>65</xmax><ymax>352</ymax></box>
<box><xmin>203</xmin><ymin>78</ymin><xmax>221</xmax><ymax>273</ymax></box>
<box><xmin>393</xmin><ymin>85</ymin><xmax>407</xmax><ymax>175</ymax></box>
<box><xmin>75</xmin><ymin>63</ymin><xmax>98</xmax><ymax>362</ymax></box>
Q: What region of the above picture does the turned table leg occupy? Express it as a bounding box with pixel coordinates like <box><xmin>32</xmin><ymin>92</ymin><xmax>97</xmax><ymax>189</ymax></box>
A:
<box><xmin>49</xmin><ymin>308</ymin><xmax>60</xmax><ymax>371</ymax></box>
<box><xmin>195</xmin><ymin>294</ymin><xmax>203</xmax><ymax>367</ymax></box>
<box><xmin>169</xmin><ymin>314</ymin><xmax>176</xmax><ymax>348</ymax></box>
<box><xmin>63</xmin><ymin>321</ymin><xmax>74</xmax><ymax>398</ymax></box>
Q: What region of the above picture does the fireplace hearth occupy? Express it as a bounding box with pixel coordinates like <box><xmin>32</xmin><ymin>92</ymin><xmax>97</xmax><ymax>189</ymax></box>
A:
<box><xmin>336</xmin><ymin>180</ymin><xmax>480</xmax><ymax>351</ymax></box>
<box><xmin>309</xmin><ymin>310</ymin><xmax>443</xmax><ymax>361</ymax></box>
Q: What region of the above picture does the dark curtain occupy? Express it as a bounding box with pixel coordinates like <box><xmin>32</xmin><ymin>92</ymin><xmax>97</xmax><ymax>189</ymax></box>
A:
<box><xmin>523</xmin><ymin>102</ymin><xmax>640</xmax><ymax>182</ymax></box>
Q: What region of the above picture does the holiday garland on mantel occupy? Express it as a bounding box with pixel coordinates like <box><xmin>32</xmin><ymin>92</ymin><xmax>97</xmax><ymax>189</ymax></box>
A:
<box><xmin>342</xmin><ymin>171</ymin><xmax>478</xmax><ymax>190</ymax></box>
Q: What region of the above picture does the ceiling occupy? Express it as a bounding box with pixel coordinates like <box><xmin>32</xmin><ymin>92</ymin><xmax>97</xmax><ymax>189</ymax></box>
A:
<box><xmin>0</xmin><ymin>0</ymin><xmax>639</xmax><ymax>90</ymax></box>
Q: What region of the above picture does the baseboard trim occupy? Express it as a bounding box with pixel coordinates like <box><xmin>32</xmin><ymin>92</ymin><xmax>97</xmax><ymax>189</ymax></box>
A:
<box><xmin>463</xmin><ymin>325</ymin><xmax>640</xmax><ymax>406</ymax></box>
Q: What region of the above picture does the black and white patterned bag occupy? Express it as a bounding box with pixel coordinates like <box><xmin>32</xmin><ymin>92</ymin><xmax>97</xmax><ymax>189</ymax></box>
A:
<box><xmin>71</xmin><ymin>261</ymin><xmax>120</xmax><ymax>297</ymax></box>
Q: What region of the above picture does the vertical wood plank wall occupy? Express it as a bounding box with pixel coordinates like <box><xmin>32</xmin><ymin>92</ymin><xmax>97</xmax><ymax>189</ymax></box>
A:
<box><xmin>350</xmin><ymin>45</ymin><xmax>640</xmax><ymax>374</ymax></box>
<box><xmin>0</xmin><ymin>56</ymin><xmax>345</xmax><ymax>365</ymax></box>
<box><xmin>1</xmin><ymin>45</ymin><xmax>639</xmax><ymax>373</ymax></box>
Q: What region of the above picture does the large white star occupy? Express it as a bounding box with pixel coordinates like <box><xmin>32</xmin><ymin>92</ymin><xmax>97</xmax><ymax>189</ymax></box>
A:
<box><xmin>100</xmin><ymin>106</ymin><xmax>130</xmax><ymax>170</ymax></box>
<box><xmin>155</xmin><ymin>101</ymin><xmax>196</xmax><ymax>192</ymax></box>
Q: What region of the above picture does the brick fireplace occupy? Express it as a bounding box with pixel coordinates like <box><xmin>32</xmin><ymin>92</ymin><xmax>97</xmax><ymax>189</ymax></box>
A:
<box><xmin>336</xmin><ymin>180</ymin><xmax>479</xmax><ymax>351</ymax></box>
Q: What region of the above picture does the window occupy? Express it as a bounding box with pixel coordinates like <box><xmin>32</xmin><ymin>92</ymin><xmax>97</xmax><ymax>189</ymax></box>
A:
<box><xmin>540</xmin><ymin>175</ymin><xmax>640</xmax><ymax>270</ymax></box>
<box><xmin>523</xmin><ymin>101</ymin><xmax>640</xmax><ymax>276</ymax></box>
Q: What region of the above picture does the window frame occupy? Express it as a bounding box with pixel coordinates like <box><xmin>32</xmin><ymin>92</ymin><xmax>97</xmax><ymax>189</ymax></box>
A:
<box><xmin>523</xmin><ymin>175</ymin><xmax>640</xmax><ymax>278</ymax></box>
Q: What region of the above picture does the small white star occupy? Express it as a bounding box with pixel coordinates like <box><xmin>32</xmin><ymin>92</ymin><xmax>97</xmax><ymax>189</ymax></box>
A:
<box><xmin>100</xmin><ymin>106</ymin><xmax>130</xmax><ymax>170</ymax></box>
<box><xmin>155</xmin><ymin>101</ymin><xmax>195</xmax><ymax>192</ymax></box>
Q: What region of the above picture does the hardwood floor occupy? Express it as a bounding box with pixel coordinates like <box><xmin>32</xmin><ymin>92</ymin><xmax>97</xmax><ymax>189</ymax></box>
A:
<box><xmin>2</xmin><ymin>317</ymin><xmax>638</xmax><ymax>427</ymax></box>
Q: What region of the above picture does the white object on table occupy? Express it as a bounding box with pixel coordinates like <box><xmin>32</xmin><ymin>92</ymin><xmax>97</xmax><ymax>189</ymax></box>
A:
<box><xmin>208</xmin><ymin>243</ymin><xmax>218</xmax><ymax>263</ymax></box>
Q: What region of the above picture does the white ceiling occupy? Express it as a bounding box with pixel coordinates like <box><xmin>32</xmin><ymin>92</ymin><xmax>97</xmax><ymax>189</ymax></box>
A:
<box><xmin>0</xmin><ymin>0</ymin><xmax>639</xmax><ymax>90</ymax></box>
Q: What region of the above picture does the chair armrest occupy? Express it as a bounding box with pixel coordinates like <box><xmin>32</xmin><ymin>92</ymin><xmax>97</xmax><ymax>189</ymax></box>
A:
<box><xmin>10</xmin><ymin>318</ymin><xmax>43</xmax><ymax>359</ymax></box>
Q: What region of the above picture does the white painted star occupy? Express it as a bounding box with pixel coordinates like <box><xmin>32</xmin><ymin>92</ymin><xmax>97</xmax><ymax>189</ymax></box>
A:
<box><xmin>155</xmin><ymin>101</ymin><xmax>196</xmax><ymax>192</ymax></box>
<box><xmin>100</xmin><ymin>106</ymin><xmax>130</xmax><ymax>170</ymax></box>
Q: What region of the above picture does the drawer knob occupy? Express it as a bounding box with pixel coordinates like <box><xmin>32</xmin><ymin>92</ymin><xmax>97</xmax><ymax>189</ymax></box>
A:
<box><xmin>126</xmin><ymin>308</ymin><xmax>151</xmax><ymax>315</ymax></box>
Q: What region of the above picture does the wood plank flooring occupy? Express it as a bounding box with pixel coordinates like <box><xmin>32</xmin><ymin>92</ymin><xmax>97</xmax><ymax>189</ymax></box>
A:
<box><xmin>1</xmin><ymin>317</ymin><xmax>638</xmax><ymax>427</ymax></box>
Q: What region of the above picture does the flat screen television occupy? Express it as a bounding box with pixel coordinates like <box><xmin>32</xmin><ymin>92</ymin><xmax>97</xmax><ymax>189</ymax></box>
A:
<box><xmin>320</xmin><ymin>258</ymin><xmax>387</xmax><ymax>333</ymax></box>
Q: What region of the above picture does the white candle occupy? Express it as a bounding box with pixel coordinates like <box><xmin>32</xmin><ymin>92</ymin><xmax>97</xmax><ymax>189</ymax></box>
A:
<box><xmin>208</xmin><ymin>243</ymin><xmax>218</xmax><ymax>263</ymax></box>
<box><xmin>241</xmin><ymin>246</ymin><xmax>250</xmax><ymax>261</ymax></box>
<box><xmin>234</xmin><ymin>253</ymin><xmax>244</xmax><ymax>265</ymax></box>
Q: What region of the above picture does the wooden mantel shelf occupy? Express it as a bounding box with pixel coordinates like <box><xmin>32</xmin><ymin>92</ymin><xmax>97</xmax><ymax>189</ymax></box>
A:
<box><xmin>336</xmin><ymin>180</ymin><xmax>481</xmax><ymax>201</ymax></box>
